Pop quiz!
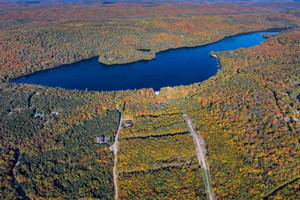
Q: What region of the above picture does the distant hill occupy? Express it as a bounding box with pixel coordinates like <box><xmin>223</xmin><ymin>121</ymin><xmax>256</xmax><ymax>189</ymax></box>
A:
<box><xmin>3</xmin><ymin>0</ymin><xmax>298</xmax><ymax>4</ymax></box>
<box><xmin>1</xmin><ymin>0</ymin><xmax>298</xmax><ymax>7</ymax></box>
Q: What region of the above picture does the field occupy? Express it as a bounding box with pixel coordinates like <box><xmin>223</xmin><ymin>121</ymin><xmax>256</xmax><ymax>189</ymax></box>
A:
<box><xmin>117</xmin><ymin>113</ymin><xmax>206</xmax><ymax>199</ymax></box>
<box><xmin>119</xmin><ymin>166</ymin><xmax>206</xmax><ymax>200</ymax></box>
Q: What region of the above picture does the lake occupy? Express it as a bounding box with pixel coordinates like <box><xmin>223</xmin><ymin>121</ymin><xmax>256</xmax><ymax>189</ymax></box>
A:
<box><xmin>13</xmin><ymin>31</ymin><xmax>278</xmax><ymax>91</ymax></box>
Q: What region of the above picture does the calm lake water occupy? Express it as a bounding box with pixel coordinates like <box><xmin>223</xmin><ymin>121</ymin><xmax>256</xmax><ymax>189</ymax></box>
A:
<box><xmin>13</xmin><ymin>31</ymin><xmax>278</xmax><ymax>91</ymax></box>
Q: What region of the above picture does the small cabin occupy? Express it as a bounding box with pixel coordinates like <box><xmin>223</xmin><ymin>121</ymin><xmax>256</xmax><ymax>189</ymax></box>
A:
<box><xmin>34</xmin><ymin>112</ymin><xmax>43</xmax><ymax>119</ymax></box>
<box><xmin>96</xmin><ymin>135</ymin><xmax>109</xmax><ymax>144</ymax></box>
<box><xmin>51</xmin><ymin>111</ymin><xmax>59</xmax><ymax>115</ymax></box>
<box><xmin>123</xmin><ymin>123</ymin><xmax>133</xmax><ymax>128</ymax></box>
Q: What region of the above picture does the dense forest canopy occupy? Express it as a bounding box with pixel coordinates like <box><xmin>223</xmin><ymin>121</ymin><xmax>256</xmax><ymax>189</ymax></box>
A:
<box><xmin>0</xmin><ymin>0</ymin><xmax>299</xmax><ymax>199</ymax></box>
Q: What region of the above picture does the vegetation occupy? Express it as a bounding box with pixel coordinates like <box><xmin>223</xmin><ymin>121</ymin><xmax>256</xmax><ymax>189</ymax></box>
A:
<box><xmin>119</xmin><ymin>113</ymin><xmax>188</xmax><ymax>139</ymax></box>
<box><xmin>185</xmin><ymin>29</ymin><xmax>300</xmax><ymax>199</ymax></box>
<box><xmin>14</xmin><ymin>111</ymin><xmax>119</xmax><ymax>199</ymax></box>
<box><xmin>119</xmin><ymin>166</ymin><xmax>206</xmax><ymax>200</ymax></box>
<box><xmin>0</xmin><ymin>1</ymin><xmax>299</xmax><ymax>199</ymax></box>
<box><xmin>0</xmin><ymin>6</ymin><xmax>299</xmax><ymax>81</ymax></box>
<box><xmin>118</xmin><ymin>134</ymin><xmax>198</xmax><ymax>173</ymax></box>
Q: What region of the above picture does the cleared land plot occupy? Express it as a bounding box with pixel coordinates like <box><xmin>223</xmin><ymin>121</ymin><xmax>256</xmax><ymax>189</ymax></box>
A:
<box><xmin>118</xmin><ymin>134</ymin><xmax>198</xmax><ymax>173</ymax></box>
<box><xmin>119</xmin><ymin>114</ymin><xmax>188</xmax><ymax>139</ymax></box>
<box><xmin>118</xmin><ymin>166</ymin><xmax>206</xmax><ymax>200</ymax></box>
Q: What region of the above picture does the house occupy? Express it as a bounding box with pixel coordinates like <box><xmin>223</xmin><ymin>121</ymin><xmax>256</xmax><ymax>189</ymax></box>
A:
<box><xmin>123</xmin><ymin>123</ymin><xmax>133</xmax><ymax>128</ymax></box>
<box><xmin>96</xmin><ymin>135</ymin><xmax>109</xmax><ymax>144</ymax></box>
<box><xmin>51</xmin><ymin>111</ymin><xmax>59</xmax><ymax>115</ymax></box>
<box><xmin>34</xmin><ymin>112</ymin><xmax>43</xmax><ymax>119</ymax></box>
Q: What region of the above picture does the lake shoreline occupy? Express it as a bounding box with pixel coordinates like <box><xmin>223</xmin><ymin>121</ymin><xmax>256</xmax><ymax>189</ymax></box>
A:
<box><xmin>8</xmin><ymin>26</ymin><xmax>289</xmax><ymax>83</ymax></box>
<box><xmin>10</xmin><ymin>30</ymin><xmax>281</xmax><ymax>91</ymax></box>
<box><xmin>99</xmin><ymin>27</ymin><xmax>289</xmax><ymax>67</ymax></box>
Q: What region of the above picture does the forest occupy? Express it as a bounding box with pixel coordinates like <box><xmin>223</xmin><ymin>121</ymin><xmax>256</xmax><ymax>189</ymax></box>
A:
<box><xmin>0</xmin><ymin>3</ymin><xmax>299</xmax><ymax>81</ymax></box>
<box><xmin>0</xmin><ymin>1</ymin><xmax>299</xmax><ymax>199</ymax></box>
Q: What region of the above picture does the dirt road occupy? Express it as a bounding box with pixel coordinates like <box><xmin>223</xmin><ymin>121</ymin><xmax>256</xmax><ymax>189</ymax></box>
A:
<box><xmin>184</xmin><ymin>114</ymin><xmax>215</xmax><ymax>200</ymax></box>
<box><xmin>111</xmin><ymin>113</ymin><xmax>123</xmax><ymax>200</ymax></box>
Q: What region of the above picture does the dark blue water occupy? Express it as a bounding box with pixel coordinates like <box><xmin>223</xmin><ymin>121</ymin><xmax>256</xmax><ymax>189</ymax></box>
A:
<box><xmin>13</xmin><ymin>31</ymin><xmax>278</xmax><ymax>91</ymax></box>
